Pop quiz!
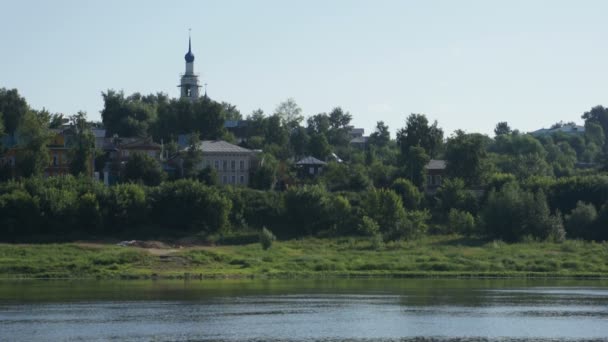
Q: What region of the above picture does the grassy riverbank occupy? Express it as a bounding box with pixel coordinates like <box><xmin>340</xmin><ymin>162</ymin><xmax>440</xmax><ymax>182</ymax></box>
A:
<box><xmin>1</xmin><ymin>235</ymin><xmax>607</xmax><ymax>279</ymax></box>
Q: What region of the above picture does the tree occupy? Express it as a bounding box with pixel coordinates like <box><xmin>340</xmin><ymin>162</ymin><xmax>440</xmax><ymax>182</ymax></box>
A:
<box><xmin>197</xmin><ymin>166</ymin><xmax>218</xmax><ymax>186</ymax></box>
<box><xmin>368</xmin><ymin>121</ymin><xmax>390</xmax><ymax>148</ymax></box>
<box><xmin>250</xmin><ymin>153</ymin><xmax>278</xmax><ymax>190</ymax></box>
<box><xmin>290</xmin><ymin>126</ymin><xmax>309</xmax><ymax>157</ymax></box>
<box><xmin>182</xmin><ymin>133</ymin><xmax>202</xmax><ymax>178</ymax></box>
<box><xmin>362</xmin><ymin>188</ymin><xmax>406</xmax><ymax>236</ymax></box>
<box><xmin>68</xmin><ymin>111</ymin><xmax>95</xmax><ymax>176</ymax></box>
<box><xmin>403</xmin><ymin>146</ymin><xmax>429</xmax><ymax>188</ymax></box>
<box><xmin>445</xmin><ymin>131</ymin><xmax>488</xmax><ymax>186</ymax></box>
<box><xmin>447</xmin><ymin>209</ymin><xmax>476</xmax><ymax>235</ymax></box>
<box><xmin>0</xmin><ymin>88</ymin><xmax>28</xmax><ymax>135</ymax></box>
<box><xmin>101</xmin><ymin>90</ymin><xmax>156</xmax><ymax>137</ymax></box>
<box><xmin>480</xmin><ymin>182</ymin><xmax>553</xmax><ymax>242</ymax></box>
<box><xmin>327</xmin><ymin>107</ymin><xmax>352</xmax><ymax>147</ymax></box>
<box><xmin>565</xmin><ymin>201</ymin><xmax>598</xmax><ymax>240</ymax></box>
<box><xmin>15</xmin><ymin>111</ymin><xmax>50</xmax><ymax>177</ymax></box>
<box><xmin>396</xmin><ymin>114</ymin><xmax>443</xmax><ymax>158</ymax></box>
<box><xmin>220</xmin><ymin>101</ymin><xmax>242</xmax><ymax>121</ymax></box>
<box><xmin>391</xmin><ymin>178</ymin><xmax>422</xmax><ymax>209</ymax></box>
<box><xmin>585</xmin><ymin>121</ymin><xmax>605</xmax><ymax>147</ymax></box>
<box><xmin>309</xmin><ymin>133</ymin><xmax>331</xmax><ymax>160</ymax></box>
<box><xmin>582</xmin><ymin>105</ymin><xmax>608</xmax><ymax>146</ymax></box>
<box><xmin>274</xmin><ymin>98</ymin><xmax>303</xmax><ymax>129</ymax></box>
<box><xmin>259</xmin><ymin>227</ymin><xmax>276</xmax><ymax>250</ymax></box>
<box><xmin>494</xmin><ymin>122</ymin><xmax>512</xmax><ymax>136</ymax></box>
<box><xmin>123</xmin><ymin>152</ymin><xmax>165</xmax><ymax>186</ymax></box>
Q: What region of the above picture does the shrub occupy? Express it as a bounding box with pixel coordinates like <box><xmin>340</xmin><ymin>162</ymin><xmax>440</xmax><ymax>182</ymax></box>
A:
<box><xmin>362</xmin><ymin>188</ymin><xmax>406</xmax><ymax>234</ymax></box>
<box><xmin>284</xmin><ymin>185</ymin><xmax>330</xmax><ymax>236</ymax></box>
<box><xmin>447</xmin><ymin>209</ymin><xmax>476</xmax><ymax>235</ymax></box>
<box><xmin>565</xmin><ymin>201</ymin><xmax>598</xmax><ymax>240</ymax></box>
<box><xmin>259</xmin><ymin>227</ymin><xmax>276</xmax><ymax>250</ymax></box>
<box><xmin>358</xmin><ymin>216</ymin><xmax>380</xmax><ymax>236</ymax></box>
<box><xmin>391</xmin><ymin>178</ymin><xmax>422</xmax><ymax>209</ymax></box>
<box><xmin>480</xmin><ymin>182</ymin><xmax>553</xmax><ymax>242</ymax></box>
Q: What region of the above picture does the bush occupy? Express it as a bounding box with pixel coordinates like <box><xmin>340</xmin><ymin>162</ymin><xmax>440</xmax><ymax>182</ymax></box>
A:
<box><xmin>149</xmin><ymin>179</ymin><xmax>231</xmax><ymax>234</ymax></box>
<box><xmin>391</xmin><ymin>178</ymin><xmax>422</xmax><ymax>209</ymax></box>
<box><xmin>284</xmin><ymin>185</ymin><xmax>331</xmax><ymax>236</ymax></box>
<box><xmin>358</xmin><ymin>216</ymin><xmax>380</xmax><ymax>236</ymax></box>
<box><xmin>259</xmin><ymin>227</ymin><xmax>276</xmax><ymax>250</ymax></box>
<box><xmin>480</xmin><ymin>182</ymin><xmax>553</xmax><ymax>242</ymax></box>
<box><xmin>447</xmin><ymin>209</ymin><xmax>476</xmax><ymax>235</ymax></box>
<box><xmin>122</xmin><ymin>152</ymin><xmax>165</xmax><ymax>186</ymax></box>
<box><xmin>565</xmin><ymin>201</ymin><xmax>598</xmax><ymax>240</ymax></box>
<box><xmin>362</xmin><ymin>188</ymin><xmax>406</xmax><ymax>234</ymax></box>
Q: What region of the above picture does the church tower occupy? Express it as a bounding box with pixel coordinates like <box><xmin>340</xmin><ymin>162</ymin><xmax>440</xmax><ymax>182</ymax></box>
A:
<box><xmin>179</xmin><ymin>33</ymin><xmax>201</xmax><ymax>100</ymax></box>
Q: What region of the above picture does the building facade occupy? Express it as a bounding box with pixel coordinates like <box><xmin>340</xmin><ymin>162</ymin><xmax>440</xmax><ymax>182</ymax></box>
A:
<box><xmin>197</xmin><ymin>141</ymin><xmax>258</xmax><ymax>185</ymax></box>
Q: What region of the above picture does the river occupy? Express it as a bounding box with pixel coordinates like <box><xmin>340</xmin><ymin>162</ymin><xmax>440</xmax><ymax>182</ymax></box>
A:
<box><xmin>0</xmin><ymin>278</ymin><xmax>607</xmax><ymax>341</ymax></box>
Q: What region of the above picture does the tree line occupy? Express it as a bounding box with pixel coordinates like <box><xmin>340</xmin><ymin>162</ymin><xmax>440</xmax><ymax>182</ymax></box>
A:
<box><xmin>1</xmin><ymin>87</ymin><xmax>608</xmax><ymax>243</ymax></box>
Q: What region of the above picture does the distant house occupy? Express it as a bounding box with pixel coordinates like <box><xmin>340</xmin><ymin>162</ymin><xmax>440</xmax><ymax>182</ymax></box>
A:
<box><xmin>0</xmin><ymin>128</ymin><xmax>94</xmax><ymax>178</ymax></box>
<box><xmin>530</xmin><ymin>124</ymin><xmax>585</xmax><ymax>137</ymax></box>
<box><xmin>425</xmin><ymin>159</ymin><xmax>446</xmax><ymax>194</ymax></box>
<box><xmin>348</xmin><ymin>126</ymin><xmax>369</xmax><ymax>148</ymax></box>
<box><xmin>296</xmin><ymin>156</ymin><xmax>327</xmax><ymax>177</ymax></box>
<box><xmin>98</xmin><ymin>136</ymin><xmax>163</xmax><ymax>185</ymax></box>
<box><xmin>117</xmin><ymin>138</ymin><xmax>162</xmax><ymax>162</ymax></box>
<box><xmin>170</xmin><ymin>140</ymin><xmax>259</xmax><ymax>186</ymax></box>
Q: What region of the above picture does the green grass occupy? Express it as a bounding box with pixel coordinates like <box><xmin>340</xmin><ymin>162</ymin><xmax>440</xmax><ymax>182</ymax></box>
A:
<box><xmin>1</xmin><ymin>235</ymin><xmax>608</xmax><ymax>279</ymax></box>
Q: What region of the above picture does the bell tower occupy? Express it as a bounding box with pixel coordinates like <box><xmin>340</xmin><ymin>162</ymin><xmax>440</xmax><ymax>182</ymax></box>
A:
<box><xmin>178</xmin><ymin>30</ymin><xmax>201</xmax><ymax>100</ymax></box>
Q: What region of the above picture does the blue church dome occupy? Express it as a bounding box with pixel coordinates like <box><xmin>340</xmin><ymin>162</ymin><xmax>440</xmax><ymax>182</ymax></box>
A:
<box><xmin>184</xmin><ymin>37</ymin><xmax>195</xmax><ymax>63</ymax></box>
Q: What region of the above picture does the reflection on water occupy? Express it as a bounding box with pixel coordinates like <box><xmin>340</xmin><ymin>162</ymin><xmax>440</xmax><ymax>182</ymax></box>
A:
<box><xmin>0</xmin><ymin>279</ymin><xmax>607</xmax><ymax>341</ymax></box>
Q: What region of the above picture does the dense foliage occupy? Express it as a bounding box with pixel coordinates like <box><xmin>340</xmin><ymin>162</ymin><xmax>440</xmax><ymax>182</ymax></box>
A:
<box><xmin>1</xmin><ymin>87</ymin><xmax>608</xmax><ymax>244</ymax></box>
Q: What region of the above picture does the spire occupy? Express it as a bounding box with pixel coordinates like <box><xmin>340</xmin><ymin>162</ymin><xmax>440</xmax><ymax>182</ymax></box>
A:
<box><xmin>184</xmin><ymin>29</ymin><xmax>195</xmax><ymax>63</ymax></box>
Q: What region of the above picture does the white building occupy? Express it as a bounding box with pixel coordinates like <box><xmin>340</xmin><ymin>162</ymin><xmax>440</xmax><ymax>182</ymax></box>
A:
<box><xmin>191</xmin><ymin>140</ymin><xmax>258</xmax><ymax>186</ymax></box>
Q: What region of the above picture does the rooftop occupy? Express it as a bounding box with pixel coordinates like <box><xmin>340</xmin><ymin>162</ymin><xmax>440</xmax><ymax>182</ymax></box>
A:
<box><xmin>296</xmin><ymin>156</ymin><xmax>327</xmax><ymax>166</ymax></box>
<box><xmin>425</xmin><ymin>159</ymin><xmax>447</xmax><ymax>170</ymax></box>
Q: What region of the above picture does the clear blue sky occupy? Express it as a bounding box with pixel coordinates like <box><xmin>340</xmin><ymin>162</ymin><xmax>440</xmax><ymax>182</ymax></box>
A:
<box><xmin>1</xmin><ymin>0</ymin><xmax>607</xmax><ymax>136</ymax></box>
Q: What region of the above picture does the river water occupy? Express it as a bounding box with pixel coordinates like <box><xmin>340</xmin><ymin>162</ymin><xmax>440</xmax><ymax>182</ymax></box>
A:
<box><xmin>0</xmin><ymin>279</ymin><xmax>607</xmax><ymax>341</ymax></box>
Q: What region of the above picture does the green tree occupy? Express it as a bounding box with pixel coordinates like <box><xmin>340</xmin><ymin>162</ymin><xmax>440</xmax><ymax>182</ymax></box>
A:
<box><xmin>403</xmin><ymin>146</ymin><xmax>429</xmax><ymax>188</ymax></box>
<box><xmin>445</xmin><ymin>131</ymin><xmax>488</xmax><ymax>186</ymax></box>
<box><xmin>480</xmin><ymin>182</ymin><xmax>553</xmax><ymax>242</ymax></box>
<box><xmin>0</xmin><ymin>88</ymin><xmax>28</xmax><ymax>135</ymax></box>
<box><xmin>447</xmin><ymin>209</ymin><xmax>476</xmax><ymax>235</ymax></box>
<box><xmin>182</xmin><ymin>133</ymin><xmax>202</xmax><ymax>178</ymax></box>
<box><xmin>123</xmin><ymin>152</ymin><xmax>165</xmax><ymax>186</ymax></box>
<box><xmin>197</xmin><ymin>166</ymin><xmax>218</xmax><ymax>186</ymax></box>
<box><xmin>220</xmin><ymin>101</ymin><xmax>242</xmax><ymax>121</ymax></box>
<box><xmin>15</xmin><ymin>111</ymin><xmax>50</xmax><ymax>177</ymax></box>
<box><xmin>396</xmin><ymin>113</ymin><xmax>443</xmax><ymax>158</ymax></box>
<box><xmin>259</xmin><ymin>227</ymin><xmax>276</xmax><ymax>250</ymax></box>
<box><xmin>250</xmin><ymin>153</ymin><xmax>278</xmax><ymax>190</ymax></box>
<box><xmin>309</xmin><ymin>133</ymin><xmax>331</xmax><ymax>160</ymax></box>
<box><xmin>362</xmin><ymin>188</ymin><xmax>406</xmax><ymax>236</ymax></box>
<box><xmin>565</xmin><ymin>201</ymin><xmax>598</xmax><ymax>240</ymax></box>
<box><xmin>274</xmin><ymin>98</ymin><xmax>303</xmax><ymax>129</ymax></box>
<box><xmin>582</xmin><ymin>105</ymin><xmax>608</xmax><ymax>146</ymax></box>
<box><xmin>391</xmin><ymin>178</ymin><xmax>422</xmax><ymax>209</ymax></box>
<box><xmin>68</xmin><ymin>111</ymin><xmax>95</xmax><ymax>176</ymax></box>
<box><xmin>368</xmin><ymin>121</ymin><xmax>390</xmax><ymax>148</ymax></box>
<box><xmin>494</xmin><ymin>121</ymin><xmax>512</xmax><ymax>136</ymax></box>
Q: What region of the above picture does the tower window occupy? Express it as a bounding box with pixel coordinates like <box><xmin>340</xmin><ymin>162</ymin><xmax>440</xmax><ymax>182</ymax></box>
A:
<box><xmin>186</xmin><ymin>88</ymin><xmax>192</xmax><ymax>97</ymax></box>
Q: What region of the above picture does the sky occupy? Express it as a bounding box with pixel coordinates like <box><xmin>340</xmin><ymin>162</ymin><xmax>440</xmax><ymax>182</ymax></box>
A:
<box><xmin>1</xmin><ymin>0</ymin><xmax>607</xmax><ymax>136</ymax></box>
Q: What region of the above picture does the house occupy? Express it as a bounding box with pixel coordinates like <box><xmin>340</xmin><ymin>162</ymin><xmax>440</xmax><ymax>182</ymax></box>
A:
<box><xmin>425</xmin><ymin>159</ymin><xmax>446</xmax><ymax>194</ymax></box>
<box><xmin>170</xmin><ymin>140</ymin><xmax>258</xmax><ymax>186</ymax></box>
<box><xmin>530</xmin><ymin>124</ymin><xmax>585</xmax><ymax>137</ymax></box>
<box><xmin>296</xmin><ymin>156</ymin><xmax>327</xmax><ymax>177</ymax></box>
<box><xmin>98</xmin><ymin>136</ymin><xmax>163</xmax><ymax>185</ymax></box>
<box><xmin>0</xmin><ymin>128</ymin><xmax>94</xmax><ymax>178</ymax></box>
<box><xmin>348</xmin><ymin>126</ymin><xmax>370</xmax><ymax>147</ymax></box>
